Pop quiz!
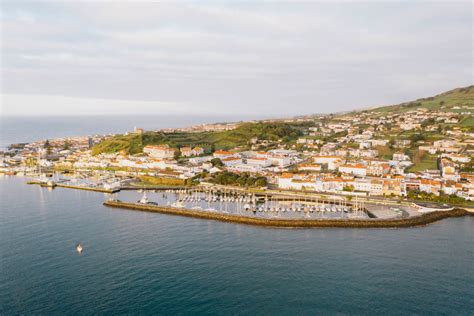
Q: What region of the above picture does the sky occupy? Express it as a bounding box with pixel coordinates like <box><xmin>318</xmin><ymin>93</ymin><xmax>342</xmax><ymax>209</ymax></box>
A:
<box><xmin>1</xmin><ymin>1</ymin><xmax>472</xmax><ymax>117</ymax></box>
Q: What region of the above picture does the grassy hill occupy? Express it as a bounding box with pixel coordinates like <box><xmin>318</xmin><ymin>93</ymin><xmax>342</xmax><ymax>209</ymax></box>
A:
<box><xmin>372</xmin><ymin>85</ymin><xmax>474</xmax><ymax>114</ymax></box>
<box><xmin>92</xmin><ymin>86</ymin><xmax>473</xmax><ymax>155</ymax></box>
<box><xmin>92</xmin><ymin>122</ymin><xmax>308</xmax><ymax>155</ymax></box>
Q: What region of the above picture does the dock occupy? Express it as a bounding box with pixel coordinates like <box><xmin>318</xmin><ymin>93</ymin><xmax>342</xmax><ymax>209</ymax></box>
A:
<box><xmin>27</xmin><ymin>181</ymin><xmax>119</xmax><ymax>193</ymax></box>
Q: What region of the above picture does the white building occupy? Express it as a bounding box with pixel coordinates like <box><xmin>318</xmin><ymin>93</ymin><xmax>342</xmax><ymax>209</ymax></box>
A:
<box><xmin>313</xmin><ymin>156</ymin><xmax>342</xmax><ymax>170</ymax></box>
<box><xmin>339</xmin><ymin>164</ymin><xmax>367</xmax><ymax>177</ymax></box>
<box><xmin>144</xmin><ymin>145</ymin><xmax>175</xmax><ymax>159</ymax></box>
<box><xmin>246</xmin><ymin>157</ymin><xmax>272</xmax><ymax>167</ymax></box>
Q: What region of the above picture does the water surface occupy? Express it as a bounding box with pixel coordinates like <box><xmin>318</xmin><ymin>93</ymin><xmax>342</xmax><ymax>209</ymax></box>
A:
<box><xmin>0</xmin><ymin>115</ymin><xmax>262</xmax><ymax>149</ymax></box>
<box><xmin>0</xmin><ymin>176</ymin><xmax>473</xmax><ymax>314</ymax></box>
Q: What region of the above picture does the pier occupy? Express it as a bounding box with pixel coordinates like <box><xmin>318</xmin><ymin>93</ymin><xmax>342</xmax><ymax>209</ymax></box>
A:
<box><xmin>103</xmin><ymin>200</ymin><xmax>472</xmax><ymax>228</ymax></box>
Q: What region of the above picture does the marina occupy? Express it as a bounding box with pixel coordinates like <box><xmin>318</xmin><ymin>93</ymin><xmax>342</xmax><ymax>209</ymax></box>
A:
<box><xmin>111</xmin><ymin>188</ymin><xmax>369</xmax><ymax>220</ymax></box>
<box><xmin>2</xmin><ymin>174</ymin><xmax>474</xmax><ymax>315</ymax></box>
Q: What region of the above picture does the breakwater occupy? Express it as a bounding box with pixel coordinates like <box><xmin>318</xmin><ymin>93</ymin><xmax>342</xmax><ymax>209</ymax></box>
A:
<box><xmin>27</xmin><ymin>181</ymin><xmax>119</xmax><ymax>193</ymax></box>
<box><xmin>103</xmin><ymin>200</ymin><xmax>472</xmax><ymax>228</ymax></box>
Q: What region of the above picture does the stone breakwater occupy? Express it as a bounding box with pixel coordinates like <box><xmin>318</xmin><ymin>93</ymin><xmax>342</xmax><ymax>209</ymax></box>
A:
<box><xmin>103</xmin><ymin>200</ymin><xmax>472</xmax><ymax>228</ymax></box>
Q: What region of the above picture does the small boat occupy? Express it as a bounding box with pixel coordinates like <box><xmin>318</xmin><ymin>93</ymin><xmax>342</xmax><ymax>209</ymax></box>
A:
<box><xmin>138</xmin><ymin>191</ymin><xmax>149</xmax><ymax>204</ymax></box>
<box><xmin>171</xmin><ymin>201</ymin><xmax>185</xmax><ymax>208</ymax></box>
<box><xmin>76</xmin><ymin>244</ymin><xmax>83</xmax><ymax>253</ymax></box>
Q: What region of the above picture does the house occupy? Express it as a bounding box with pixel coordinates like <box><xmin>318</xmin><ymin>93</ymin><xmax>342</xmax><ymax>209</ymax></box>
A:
<box><xmin>442</xmin><ymin>182</ymin><xmax>462</xmax><ymax>195</ymax></box>
<box><xmin>189</xmin><ymin>156</ymin><xmax>212</xmax><ymax>165</ymax></box>
<box><xmin>367</xmin><ymin>163</ymin><xmax>390</xmax><ymax>177</ymax></box>
<box><xmin>180</xmin><ymin>147</ymin><xmax>193</xmax><ymax>157</ymax></box>
<box><xmin>269</xmin><ymin>155</ymin><xmax>291</xmax><ymax>167</ymax></box>
<box><xmin>246</xmin><ymin>157</ymin><xmax>272</xmax><ymax>167</ymax></box>
<box><xmin>278</xmin><ymin>173</ymin><xmax>296</xmax><ymax>189</ymax></box>
<box><xmin>352</xmin><ymin>179</ymin><xmax>383</xmax><ymax>196</ymax></box>
<box><xmin>221</xmin><ymin>156</ymin><xmax>242</xmax><ymax>167</ymax></box>
<box><xmin>213</xmin><ymin>150</ymin><xmax>237</xmax><ymax>159</ymax></box>
<box><xmin>320</xmin><ymin>178</ymin><xmax>345</xmax><ymax>193</ymax></box>
<box><xmin>192</xmin><ymin>147</ymin><xmax>204</xmax><ymax>156</ymax></box>
<box><xmin>441</xmin><ymin>154</ymin><xmax>471</xmax><ymax>163</ymax></box>
<box><xmin>393</xmin><ymin>152</ymin><xmax>410</xmax><ymax>161</ymax></box>
<box><xmin>339</xmin><ymin>164</ymin><xmax>367</xmax><ymax>177</ymax></box>
<box><xmin>382</xmin><ymin>179</ymin><xmax>404</xmax><ymax>196</ymax></box>
<box><xmin>419</xmin><ymin>179</ymin><xmax>441</xmax><ymax>196</ymax></box>
<box><xmin>400</xmin><ymin>122</ymin><xmax>421</xmax><ymax>131</ymax></box>
<box><xmin>227</xmin><ymin>163</ymin><xmax>262</xmax><ymax>173</ymax></box>
<box><xmin>370</xmin><ymin>139</ymin><xmax>389</xmax><ymax>147</ymax></box>
<box><xmin>298</xmin><ymin>163</ymin><xmax>322</xmax><ymax>172</ymax></box>
<box><xmin>180</xmin><ymin>146</ymin><xmax>205</xmax><ymax>157</ymax></box>
<box><xmin>144</xmin><ymin>145</ymin><xmax>175</xmax><ymax>159</ymax></box>
<box><xmin>313</xmin><ymin>156</ymin><xmax>343</xmax><ymax>170</ymax></box>
<box><xmin>440</xmin><ymin>159</ymin><xmax>458</xmax><ymax>180</ymax></box>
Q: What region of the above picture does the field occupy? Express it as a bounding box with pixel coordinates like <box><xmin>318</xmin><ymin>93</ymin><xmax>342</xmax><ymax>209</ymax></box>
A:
<box><xmin>373</xmin><ymin>86</ymin><xmax>474</xmax><ymax>114</ymax></box>
<box><xmin>408</xmin><ymin>152</ymin><xmax>438</xmax><ymax>172</ymax></box>
<box><xmin>460</xmin><ymin>116</ymin><xmax>474</xmax><ymax>128</ymax></box>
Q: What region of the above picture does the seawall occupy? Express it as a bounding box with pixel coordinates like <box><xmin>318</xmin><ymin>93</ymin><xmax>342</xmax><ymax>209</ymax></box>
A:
<box><xmin>103</xmin><ymin>200</ymin><xmax>472</xmax><ymax>229</ymax></box>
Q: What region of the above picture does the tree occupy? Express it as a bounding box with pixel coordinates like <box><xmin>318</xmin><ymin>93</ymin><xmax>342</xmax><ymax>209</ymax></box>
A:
<box><xmin>63</xmin><ymin>140</ymin><xmax>70</xmax><ymax>150</ymax></box>
<box><xmin>410</xmin><ymin>133</ymin><xmax>425</xmax><ymax>143</ymax></box>
<box><xmin>254</xmin><ymin>178</ymin><xmax>267</xmax><ymax>187</ymax></box>
<box><xmin>211</xmin><ymin>158</ymin><xmax>224</xmax><ymax>167</ymax></box>
<box><xmin>44</xmin><ymin>139</ymin><xmax>52</xmax><ymax>155</ymax></box>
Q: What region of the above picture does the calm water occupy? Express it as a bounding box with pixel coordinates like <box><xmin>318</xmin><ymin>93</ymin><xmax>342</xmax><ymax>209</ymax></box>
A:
<box><xmin>1</xmin><ymin>176</ymin><xmax>473</xmax><ymax>314</ymax></box>
<box><xmin>0</xmin><ymin>115</ymin><xmax>263</xmax><ymax>149</ymax></box>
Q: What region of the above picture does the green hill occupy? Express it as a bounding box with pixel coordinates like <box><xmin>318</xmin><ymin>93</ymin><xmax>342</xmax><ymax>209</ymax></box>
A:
<box><xmin>372</xmin><ymin>85</ymin><xmax>474</xmax><ymax>114</ymax></box>
<box><xmin>92</xmin><ymin>86</ymin><xmax>473</xmax><ymax>155</ymax></box>
<box><xmin>92</xmin><ymin>122</ymin><xmax>308</xmax><ymax>155</ymax></box>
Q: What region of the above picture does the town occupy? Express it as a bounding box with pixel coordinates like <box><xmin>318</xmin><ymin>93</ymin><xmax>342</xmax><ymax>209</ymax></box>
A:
<box><xmin>1</xmin><ymin>87</ymin><xmax>474</xmax><ymax>217</ymax></box>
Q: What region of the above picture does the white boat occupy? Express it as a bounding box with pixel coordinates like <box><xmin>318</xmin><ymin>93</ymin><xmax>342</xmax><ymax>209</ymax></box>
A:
<box><xmin>138</xmin><ymin>191</ymin><xmax>149</xmax><ymax>204</ymax></box>
<box><xmin>171</xmin><ymin>201</ymin><xmax>185</xmax><ymax>208</ymax></box>
<box><xmin>76</xmin><ymin>244</ymin><xmax>83</xmax><ymax>253</ymax></box>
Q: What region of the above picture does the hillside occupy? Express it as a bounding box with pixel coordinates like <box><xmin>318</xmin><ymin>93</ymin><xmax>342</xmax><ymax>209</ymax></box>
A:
<box><xmin>92</xmin><ymin>122</ymin><xmax>308</xmax><ymax>155</ymax></box>
<box><xmin>371</xmin><ymin>85</ymin><xmax>474</xmax><ymax>114</ymax></box>
<box><xmin>92</xmin><ymin>86</ymin><xmax>473</xmax><ymax>156</ymax></box>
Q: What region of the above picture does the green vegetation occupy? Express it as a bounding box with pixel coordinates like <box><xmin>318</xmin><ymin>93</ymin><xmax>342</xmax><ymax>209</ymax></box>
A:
<box><xmin>136</xmin><ymin>175</ymin><xmax>186</xmax><ymax>186</ymax></box>
<box><xmin>63</xmin><ymin>140</ymin><xmax>70</xmax><ymax>150</ymax></box>
<box><xmin>210</xmin><ymin>158</ymin><xmax>224</xmax><ymax>167</ymax></box>
<box><xmin>407</xmin><ymin>191</ymin><xmax>474</xmax><ymax>207</ymax></box>
<box><xmin>207</xmin><ymin>171</ymin><xmax>268</xmax><ymax>187</ymax></box>
<box><xmin>92</xmin><ymin>122</ymin><xmax>308</xmax><ymax>155</ymax></box>
<box><xmin>373</xmin><ymin>85</ymin><xmax>474</xmax><ymax>113</ymax></box>
<box><xmin>408</xmin><ymin>151</ymin><xmax>438</xmax><ymax>172</ymax></box>
<box><xmin>44</xmin><ymin>139</ymin><xmax>52</xmax><ymax>155</ymax></box>
<box><xmin>374</xmin><ymin>145</ymin><xmax>395</xmax><ymax>160</ymax></box>
<box><xmin>460</xmin><ymin>116</ymin><xmax>474</xmax><ymax>128</ymax></box>
<box><xmin>92</xmin><ymin>134</ymin><xmax>144</xmax><ymax>155</ymax></box>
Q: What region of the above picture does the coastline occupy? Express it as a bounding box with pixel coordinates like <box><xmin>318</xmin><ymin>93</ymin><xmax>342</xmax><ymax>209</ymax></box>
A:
<box><xmin>103</xmin><ymin>200</ymin><xmax>472</xmax><ymax>229</ymax></box>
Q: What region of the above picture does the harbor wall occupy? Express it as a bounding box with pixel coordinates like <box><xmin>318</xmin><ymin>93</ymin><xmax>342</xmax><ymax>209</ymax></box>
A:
<box><xmin>27</xmin><ymin>181</ymin><xmax>118</xmax><ymax>193</ymax></box>
<box><xmin>103</xmin><ymin>200</ymin><xmax>472</xmax><ymax>229</ymax></box>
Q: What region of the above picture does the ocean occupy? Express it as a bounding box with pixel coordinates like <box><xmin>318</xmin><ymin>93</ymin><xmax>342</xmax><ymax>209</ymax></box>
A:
<box><xmin>0</xmin><ymin>115</ymin><xmax>264</xmax><ymax>149</ymax></box>
<box><xmin>1</xmin><ymin>176</ymin><xmax>473</xmax><ymax>314</ymax></box>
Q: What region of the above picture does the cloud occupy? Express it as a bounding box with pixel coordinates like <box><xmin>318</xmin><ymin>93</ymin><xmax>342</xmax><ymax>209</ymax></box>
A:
<box><xmin>1</xmin><ymin>1</ymin><xmax>472</xmax><ymax>116</ymax></box>
<box><xmin>1</xmin><ymin>94</ymin><xmax>197</xmax><ymax>116</ymax></box>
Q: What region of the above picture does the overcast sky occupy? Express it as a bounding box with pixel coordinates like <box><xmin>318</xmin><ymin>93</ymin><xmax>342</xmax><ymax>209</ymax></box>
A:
<box><xmin>1</xmin><ymin>1</ymin><xmax>472</xmax><ymax>117</ymax></box>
